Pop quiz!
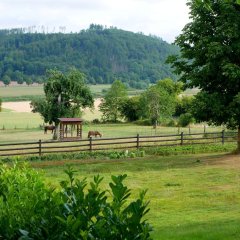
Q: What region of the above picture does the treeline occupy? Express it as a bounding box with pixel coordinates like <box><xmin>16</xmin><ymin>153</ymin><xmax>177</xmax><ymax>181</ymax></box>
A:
<box><xmin>99</xmin><ymin>79</ymin><xmax>195</xmax><ymax>127</ymax></box>
<box><xmin>0</xmin><ymin>24</ymin><xmax>178</xmax><ymax>89</ymax></box>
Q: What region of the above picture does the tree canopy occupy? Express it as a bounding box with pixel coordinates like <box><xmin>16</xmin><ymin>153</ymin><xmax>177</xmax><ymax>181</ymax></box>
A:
<box><xmin>0</xmin><ymin>25</ymin><xmax>178</xmax><ymax>89</ymax></box>
<box><xmin>168</xmin><ymin>0</ymin><xmax>240</xmax><ymax>149</ymax></box>
<box><xmin>31</xmin><ymin>69</ymin><xmax>93</xmax><ymax>137</ymax></box>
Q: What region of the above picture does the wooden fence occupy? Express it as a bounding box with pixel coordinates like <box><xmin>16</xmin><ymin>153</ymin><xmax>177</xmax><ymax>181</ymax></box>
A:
<box><xmin>0</xmin><ymin>130</ymin><xmax>237</xmax><ymax>157</ymax></box>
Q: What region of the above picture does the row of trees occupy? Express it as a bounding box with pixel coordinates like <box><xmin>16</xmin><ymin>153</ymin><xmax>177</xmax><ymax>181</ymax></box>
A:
<box><xmin>99</xmin><ymin>78</ymin><xmax>193</xmax><ymax>127</ymax></box>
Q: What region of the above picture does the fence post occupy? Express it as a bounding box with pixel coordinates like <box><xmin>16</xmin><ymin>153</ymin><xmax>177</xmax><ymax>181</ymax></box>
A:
<box><xmin>136</xmin><ymin>134</ymin><xmax>140</xmax><ymax>149</ymax></box>
<box><xmin>221</xmin><ymin>130</ymin><xmax>225</xmax><ymax>145</ymax></box>
<box><xmin>181</xmin><ymin>132</ymin><xmax>184</xmax><ymax>145</ymax></box>
<box><xmin>89</xmin><ymin>137</ymin><xmax>92</xmax><ymax>152</ymax></box>
<box><xmin>38</xmin><ymin>139</ymin><xmax>42</xmax><ymax>157</ymax></box>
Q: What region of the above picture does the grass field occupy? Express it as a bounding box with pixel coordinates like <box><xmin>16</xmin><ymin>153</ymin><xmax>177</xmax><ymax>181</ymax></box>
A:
<box><xmin>31</xmin><ymin>152</ymin><xmax>240</xmax><ymax>239</ymax></box>
<box><xmin>0</xmin><ymin>84</ymin><xmax>195</xmax><ymax>101</ymax></box>
<box><xmin>0</xmin><ymin>85</ymin><xmax>44</xmax><ymax>98</ymax></box>
<box><xmin>0</xmin><ymin>84</ymin><xmax>112</xmax><ymax>101</ymax></box>
<box><xmin>0</xmin><ymin>121</ymin><xmax>225</xmax><ymax>144</ymax></box>
<box><xmin>0</xmin><ymin>84</ymin><xmax>142</xmax><ymax>101</ymax></box>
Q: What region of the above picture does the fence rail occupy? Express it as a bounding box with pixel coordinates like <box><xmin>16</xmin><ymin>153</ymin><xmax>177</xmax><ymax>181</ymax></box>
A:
<box><xmin>0</xmin><ymin>130</ymin><xmax>237</xmax><ymax>157</ymax></box>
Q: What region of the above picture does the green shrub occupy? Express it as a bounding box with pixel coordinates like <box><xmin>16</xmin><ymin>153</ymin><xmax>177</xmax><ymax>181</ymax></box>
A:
<box><xmin>0</xmin><ymin>164</ymin><xmax>152</xmax><ymax>239</ymax></box>
<box><xmin>92</xmin><ymin>118</ymin><xmax>101</xmax><ymax>124</ymax></box>
<box><xmin>166</xmin><ymin>119</ymin><xmax>176</xmax><ymax>127</ymax></box>
<box><xmin>178</xmin><ymin>113</ymin><xmax>195</xmax><ymax>127</ymax></box>
<box><xmin>145</xmin><ymin>143</ymin><xmax>236</xmax><ymax>156</ymax></box>
<box><xmin>0</xmin><ymin>163</ymin><xmax>61</xmax><ymax>239</ymax></box>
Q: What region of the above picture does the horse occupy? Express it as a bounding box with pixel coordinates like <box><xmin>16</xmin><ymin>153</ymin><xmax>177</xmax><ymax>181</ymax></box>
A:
<box><xmin>44</xmin><ymin>125</ymin><xmax>55</xmax><ymax>134</ymax></box>
<box><xmin>88</xmin><ymin>131</ymin><xmax>102</xmax><ymax>138</ymax></box>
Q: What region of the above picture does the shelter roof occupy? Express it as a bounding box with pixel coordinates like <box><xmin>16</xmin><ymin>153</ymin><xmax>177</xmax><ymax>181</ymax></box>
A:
<box><xmin>58</xmin><ymin>118</ymin><xmax>83</xmax><ymax>123</ymax></box>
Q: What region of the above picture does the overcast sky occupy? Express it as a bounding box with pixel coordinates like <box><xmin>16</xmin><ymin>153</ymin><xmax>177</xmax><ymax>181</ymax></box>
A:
<box><xmin>0</xmin><ymin>0</ymin><xmax>190</xmax><ymax>43</ymax></box>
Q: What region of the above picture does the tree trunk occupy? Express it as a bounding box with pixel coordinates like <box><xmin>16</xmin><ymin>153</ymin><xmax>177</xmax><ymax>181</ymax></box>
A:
<box><xmin>153</xmin><ymin>120</ymin><xmax>157</xmax><ymax>129</ymax></box>
<box><xmin>238</xmin><ymin>127</ymin><xmax>240</xmax><ymax>153</ymax></box>
<box><xmin>53</xmin><ymin>123</ymin><xmax>59</xmax><ymax>140</ymax></box>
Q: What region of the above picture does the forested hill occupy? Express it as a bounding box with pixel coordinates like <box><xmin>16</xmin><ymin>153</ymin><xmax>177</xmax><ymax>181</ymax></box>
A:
<box><xmin>0</xmin><ymin>25</ymin><xmax>179</xmax><ymax>89</ymax></box>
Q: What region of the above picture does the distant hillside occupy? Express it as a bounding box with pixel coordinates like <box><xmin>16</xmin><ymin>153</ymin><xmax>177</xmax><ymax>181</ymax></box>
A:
<box><xmin>0</xmin><ymin>24</ymin><xmax>179</xmax><ymax>89</ymax></box>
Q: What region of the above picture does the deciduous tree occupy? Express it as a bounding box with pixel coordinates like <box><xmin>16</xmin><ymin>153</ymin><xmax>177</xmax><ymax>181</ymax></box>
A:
<box><xmin>120</xmin><ymin>96</ymin><xmax>141</xmax><ymax>122</ymax></box>
<box><xmin>2</xmin><ymin>75</ymin><xmax>11</xmax><ymax>86</ymax></box>
<box><xmin>139</xmin><ymin>78</ymin><xmax>181</xmax><ymax>128</ymax></box>
<box><xmin>168</xmin><ymin>0</ymin><xmax>240</xmax><ymax>150</ymax></box>
<box><xmin>100</xmin><ymin>80</ymin><xmax>127</xmax><ymax>122</ymax></box>
<box><xmin>31</xmin><ymin>69</ymin><xmax>93</xmax><ymax>138</ymax></box>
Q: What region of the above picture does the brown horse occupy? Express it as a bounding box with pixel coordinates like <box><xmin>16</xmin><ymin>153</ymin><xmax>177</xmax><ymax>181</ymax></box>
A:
<box><xmin>44</xmin><ymin>125</ymin><xmax>55</xmax><ymax>134</ymax></box>
<box><xmin>88</xmin><ymin>131</ymin><xmax>102</xmax><ymax>138</ymax></box>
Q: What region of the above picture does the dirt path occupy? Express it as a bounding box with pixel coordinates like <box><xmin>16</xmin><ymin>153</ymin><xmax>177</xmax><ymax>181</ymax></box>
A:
<box><xmin>206</xmin><ymin>154</ymin><xmax>240</xmax><ymax>168</ymax></box>
<box><xmin>2</xmin><ymin>101</ymin><xmax>32</xmax><ymax>112</ymax></box>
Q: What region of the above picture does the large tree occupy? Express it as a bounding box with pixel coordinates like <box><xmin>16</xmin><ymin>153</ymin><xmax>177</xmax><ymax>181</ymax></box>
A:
<box><xmin>168</xmin><ymin>0</ymin><xmax>240</xmax><ymax>150</ymax></box>
<box><xmin>31</xmin><ymin>69</ymin><xmax>94</xmax><ymax>138</ymax></box>
<box><xmin>99</xmin><ymin>80</ymin><xmax>127</xmax><ymax>122</ymax></box>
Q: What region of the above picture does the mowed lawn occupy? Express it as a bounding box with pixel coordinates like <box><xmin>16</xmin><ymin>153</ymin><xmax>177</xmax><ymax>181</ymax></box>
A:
<box><xmin>32</xmin><ymin>153</ymin><xmax>240</xmax><ymax>240</ymax></box>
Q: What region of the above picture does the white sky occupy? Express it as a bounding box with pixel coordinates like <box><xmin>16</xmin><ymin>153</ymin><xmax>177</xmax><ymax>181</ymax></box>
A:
<box><xmin>0</xmin><ymin>0</ymin><xmax>190</xmax><ymax>43</ymax></box>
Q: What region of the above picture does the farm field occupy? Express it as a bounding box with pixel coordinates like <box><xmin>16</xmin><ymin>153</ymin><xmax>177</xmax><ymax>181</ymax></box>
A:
<box><xmin>0</xmin><ymin>84</ymin><xmax>142</xmax><ymax>101</ymax></box>
<box><xmin>31</xmin><ymin>153</ymin><xmax>240</xmax><ymax>240</ymax></box>
<box><xmin>0</xmin><ymin>85</ymin><xmax>44</xmax><ymax>98</ymax></box>
<box><xmin>0</xmin><ymin>83</ymin><xmax>194</xmax><ymax>101</ymax></box>
<box><xmin>0</xmin><ymin>84</ymin><xmax>111</xmax><ymax>101</ymax></box>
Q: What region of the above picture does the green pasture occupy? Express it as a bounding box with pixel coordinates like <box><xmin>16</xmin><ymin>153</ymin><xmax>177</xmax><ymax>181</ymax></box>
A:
<box><xmin>32</xmin><ymin>153</ymin><xmax>240</xmax><ymax>239</ymax></box>
<box><xmin>0</xmin><ymin>101</ymin><xmax>228</xmax><ymax>144</ymax></box>
<box><xmin>0</xmin><ymin>120</ymin><xmax>225</xmax><ymax>144</ymax></box>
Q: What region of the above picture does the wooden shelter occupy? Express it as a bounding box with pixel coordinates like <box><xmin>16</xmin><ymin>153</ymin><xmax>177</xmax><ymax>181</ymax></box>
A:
<box><xmin>58</xmin><ymin>118</ymin><xmax>83</xmax><ymax>140</ymax></box>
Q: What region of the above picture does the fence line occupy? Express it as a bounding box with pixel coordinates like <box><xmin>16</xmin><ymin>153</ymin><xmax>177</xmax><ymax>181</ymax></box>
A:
<box><xmin>0</xmin><ymin>130</ymin><xmax>237</xmax><ymax>157</ymax></box>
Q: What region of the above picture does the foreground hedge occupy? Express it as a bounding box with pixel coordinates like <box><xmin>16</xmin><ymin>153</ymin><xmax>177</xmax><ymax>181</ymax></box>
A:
<box><xmin>0</xmin><ymin>164</ymin><xmax>152</xmax><ymax>239</ymax></box>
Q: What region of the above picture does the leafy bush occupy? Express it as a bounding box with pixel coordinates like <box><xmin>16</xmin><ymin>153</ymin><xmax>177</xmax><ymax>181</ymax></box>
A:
<box><xmin>0</xmin><ymin>163</ymin><xmax>61</xmax><ymax>239</ymax></box>
<box><xmin>92</xmin><ymin>118</ymin><xmax>101</xmax><ymax>124</ymax></box>
<box><xmin>144</xmin><ymin>143</ymin><xmax>236</xmax><ymax>156</ymax></box>
<box><xmin>0</xmin><ymin>164</ymin><xmax>152</xmax><ymax>239</ymax></box>
<box><xmin>178</xmin><ymin>113</ymin><xmax>195</xmax><ymax>127</ymax></box>
<box><xmin>166</xmin><ymin>119</ymin><xmax>176</xmax><ymax>127</ymax></box>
